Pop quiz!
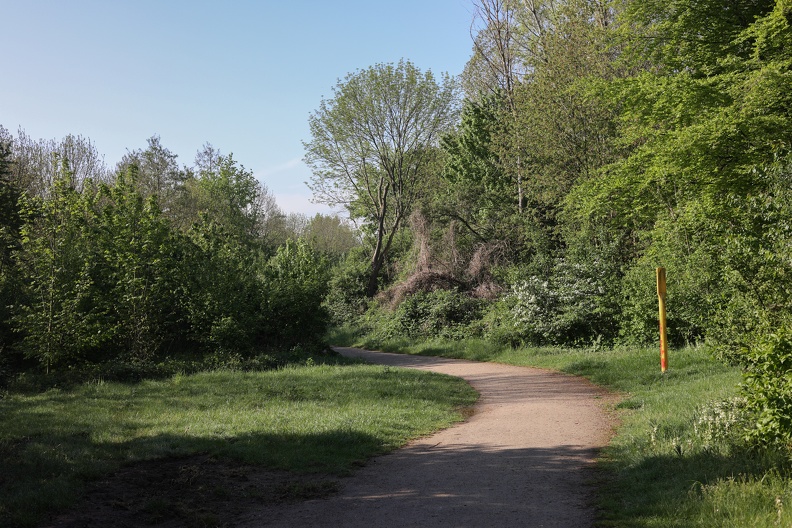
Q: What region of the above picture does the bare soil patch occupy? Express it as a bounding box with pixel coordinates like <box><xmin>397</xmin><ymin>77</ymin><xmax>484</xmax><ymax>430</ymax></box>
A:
<box><xmin>41</xmin><ymin>455</ymin><xmax>339</xmax><ymax>528</ymax></box>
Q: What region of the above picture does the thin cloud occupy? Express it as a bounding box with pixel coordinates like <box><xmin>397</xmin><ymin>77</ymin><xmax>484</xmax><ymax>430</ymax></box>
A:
<box><xmin>274</xmin><ymin>192</ymin><xmax>341</xmax><ymax>217</ymax></box>
<box><xmin>258</xmin><ymin>157</ymin><xmax>303</xmax><ymax>178</ymax></box>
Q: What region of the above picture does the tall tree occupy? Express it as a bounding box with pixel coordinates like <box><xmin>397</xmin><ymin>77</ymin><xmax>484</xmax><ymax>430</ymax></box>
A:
<box><xmin>188</xmin><ymin>153</ymin><xmax>282</xmax><ymax>250</ymax></box>
<box><xmin>441</xmin><ymin>94</ymin><xmax>515</xmax><ymax>242</ymax></box>
<box><xmin>14</xmin><ymin>164</ymin><xmax>102</xmax><ymax>370</ymax></box>
<box><xmin>117</xmin><ymin>136</ymin><xmax>185</xmax><ymax>203</ymax></box>
<box><xmin>510</xmin><ymin>0</ymin><xmax>619</xmax><ymax>231</ymax></box>
<box><xmin>303</xmin><ymin>213</ymin><xmax>360</xmax><ymax>257</ymax></box>
<box><xmin>10</xmin><ymin>128</ymin><xmax>109</xmax><ymax>196</ymax></box>
<box><xmin>0</xmin><ymin>128</ymin><xmax>22</xmax><ymax>357</ymax></box>
<box><xmin>463</xmin><ymin>0</ymin><xmax>531</xmax><ymax>212</ymax></box>
<box><xmin>566</xmin><ymin>0</ymin><xmax>788</xmax><ymax>344</ymax></box>
<box><xmin>304</xmin><ymin>60</ymin><xmax>460</xmax><ymax>296</ymax></box>
<box><xmin>463</xmin><ymin>0</ymin><xmax>528</xmax><ymax>100</ymax></box>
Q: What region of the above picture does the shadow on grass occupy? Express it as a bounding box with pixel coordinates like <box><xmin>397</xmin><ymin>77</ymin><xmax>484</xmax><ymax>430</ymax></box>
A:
<box><xmin>4</xmin><ymin>405</ymin><xmax>774</xmax><ymax>527</ymax></box>
<box><xmin>598</xmin><ymin>443</ymin><xmax>791</xmax><ymax>526</ymax></box>
<box><xmin>1</xmin><ymin>429</ymin><xmax>384</xmax><ymax>528</ymax></box>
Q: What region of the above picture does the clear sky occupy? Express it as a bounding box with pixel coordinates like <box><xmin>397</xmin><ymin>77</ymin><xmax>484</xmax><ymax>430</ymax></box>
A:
<box><xmin>1</xmin><ymin>0</ymin><xmax>475</xmax><ymax>216</ymax></box>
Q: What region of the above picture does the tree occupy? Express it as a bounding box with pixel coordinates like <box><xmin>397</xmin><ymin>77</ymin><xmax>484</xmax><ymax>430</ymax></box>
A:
<box><xmin>0</xmin><ymin>129</ymin><xmax>22</xmax><ymax>359</ymax></box>
<box><xmin>510</xmin><ymin>0</ymin><xmax>619</xmax><ymax>236</ymax></box>
<box><xmin>14</xmin><ymin>164</ymin><xmax>102</xmax><ymax>370</ymax></box>
<box><xmin>305</xmin><ymin>60</ymin><xmax>459</xmax><ymax>296</ymax></box>
<box><xmin>463</xmin><ymin>0</ymin><xmax>531</xmax><ymax>212</ymax></box>
<box><xmin>463</xmin><ymin>0</ymin><xmax>528</xmax><ymax>100</ymax></box>
<box><xmin>303</xmin><ymin>213</ymin><xmax>359</xmax><ymax>257</ymax></box>
<box><xmin>10</xmin><ymin>128</ymin><xmax>109</xmax><ymax>196</ymax></box>
<box><xmin>441</xmin><ymin>94</ymin><xmax>515</xmax><ymax>242</ymax></box>
<box><xmin>93</xmin><ymin>167</ymin><xmax>181</xmax><ymax>361</ymax></box>
<box><xmin>117</xmin><ymin>136</ymin><xmax>185</xmax><ymax>199</ymax></box>
<box><xmin>188</xmin><ymin>153</ymin><xmax>282</xmax><ymax>250</ymax></box>
<box><xmin>261</xmin><ymin>240</ymin><xmax>330</xmax><ymax>346</ymax></box>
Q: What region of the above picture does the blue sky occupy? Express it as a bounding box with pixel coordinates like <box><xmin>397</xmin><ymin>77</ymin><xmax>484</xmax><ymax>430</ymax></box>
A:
<box><xmin>1</xmin><ymin>1</ymin><xmax>475</xmax><ymax>215</ymax></box>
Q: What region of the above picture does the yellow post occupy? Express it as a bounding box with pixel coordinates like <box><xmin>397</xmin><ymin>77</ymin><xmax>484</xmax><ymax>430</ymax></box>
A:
<box><xmin>656</xmin><ymin>267</ymin><xmax>668</xmax><ymax>373</ymax></box>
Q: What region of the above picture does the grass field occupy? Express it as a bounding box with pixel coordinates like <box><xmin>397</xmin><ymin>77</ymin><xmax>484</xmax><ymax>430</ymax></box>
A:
<box><xmin>332</xmin><ymin>329</ymin><xmax>792</xmax><ymax>527</ymax></box>
<box><xmin>0</xmin><ymin>359</ymin><xmax>477</xmax><ymax>527</ymax></box>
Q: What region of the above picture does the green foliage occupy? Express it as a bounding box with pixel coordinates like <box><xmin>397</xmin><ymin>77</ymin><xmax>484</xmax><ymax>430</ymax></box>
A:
<box><xmin>3</xmin><ymin>134</ymin><xmax>329</xmax><ymax>379</ymax></box>
<box><xmin>356</xmin><ymin>290</ymin><xmax>485</xmax><ymax>345</ymax></box>
<box><xmin>617</xmin><ymin>214</ymin><xmax>723</xmax><ymax>347</ymax></box>
<box><xmin>93</xmin><ymin>168</ymin><xmax>181</xmax><ymax>361</ymax></box>
<box><xmin>394</xmin><ymin>290</ymin><xmax>484</xmax><ymax>340</ymax></box>
<box><xmin>13</xmin><ymin>166</ymin><xmax>190</xmax><ymax>371</ymax></box>
<box><xmin>0</xmin><ymin>135</ymin><xmax>22</xmax><ymax>371</ymax></box>
<box><xmin>305</xmin><ymin>59</ymin><xmax>460</xmax><ymax>296</ymax></box>
<box><xmin>742</xmin><ymin>327</ymin><xmax>792</xmax><ymax>447</ymax></box>
<box><xmin>711</xmin><ymin>160</ymin><xmax>792</xmax><ymax>359</ymax></box>
<box><xmin>14</xmin><ymin>167</ymin><xmax>103</xmax><ymax>369</ymax></box>
<box><xmin>261</xmin><ymin>240</ymin><xmax>331</xmax><ymax>347</ymax></box>
<box><xmin>181</xmin><ymin>218</ymin><xmax>262</xmax><ymax>355</ymax></box>
<box><xmin>323</xmin><ymin>246</ymin><xmax>371</xmax><ymax>325</ymax></box>
<box><xmin>302</xmin><ymin>214</ymin><xmax>359</xmax><ymax>258</ymax></box>
<box><xmin>495</xmin><ymin>255</ymin><xmax>619</xmax><ymax>346</ymax></box>
<box><xmin>441</xmin><ymin>94</ymin><xmax>516</xmax><ymax>240</ymax></box>
<box><xmin>565</xmin><ymin>0</ymin><xmax>792</xmax><ymax>350</ymax></box>
<box><xmin>618</xmin><ymin>0</ymin><xmax>775</xmax><ymax>76</ymax></box>
<box><xmin>117</xmin><ymin>135</ymin><xmax>184</xmax><ymax>200</ymax></box>
<box><xmin>189</xmin><ymin>153</ymin><xmax>269</xmax><ymax>247</ymax></box>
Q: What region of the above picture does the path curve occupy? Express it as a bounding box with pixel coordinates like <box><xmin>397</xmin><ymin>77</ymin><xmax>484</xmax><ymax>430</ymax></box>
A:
<box><xmin>239</xmin><ymin>347</ymin><xmax>614</xmax><ymax>528</ymax></box>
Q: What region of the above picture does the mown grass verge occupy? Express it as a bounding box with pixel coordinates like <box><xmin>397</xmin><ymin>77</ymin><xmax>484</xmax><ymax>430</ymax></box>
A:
<box><xmin>0</xmin><ymin>358</ymin><xmax>477</xmax><ymax>527</ymax></box>
<box><xmin>330</xmin><ymin>328</ymin><xmax>792</xmax><ymax>527</ymax></box>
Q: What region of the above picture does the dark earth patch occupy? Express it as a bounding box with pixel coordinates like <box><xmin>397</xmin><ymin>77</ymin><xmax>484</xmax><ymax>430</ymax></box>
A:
<box><xmin>40</xmin><ymin>455</ymin><xmax>338</xmax><ymax>528</ymax></box>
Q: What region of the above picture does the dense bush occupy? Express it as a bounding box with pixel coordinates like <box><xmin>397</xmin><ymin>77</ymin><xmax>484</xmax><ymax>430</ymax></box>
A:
<box><xmin>323</xmin><ymin>246</ymin><xmax>371</xmax><ymax>325</ymax></box>
<box><xmin>261</xmin><ymin>239</ymin><xmax>331</xmax><ymax>347</ymax></box>
<box><xmin>1</xmin><ymin>156</ymin><xmax>332</xmax><ymax>382</ymax></box>
<box><xmin>741</xmin><ymin>328</ymin><xmax>792</xmax><ymax>447</ymax></box>
<box><xmin>356</xmin><ymin>289</ymin><xmax>484</xmax><ymax>343</ymax></box>
<box><xmin>487</xmin><ymin>256</ymin><xmax>620</xmax><ymax>347</ymax></box>
<box><xmin>180</xmin><ymin>218</ymin><xmax>263</xmax><ymax>355</ymax></box>
<box><xmin>395</xmin><ymin>289</ymin><xmax>484</xmax><ymax>340</ymax></box>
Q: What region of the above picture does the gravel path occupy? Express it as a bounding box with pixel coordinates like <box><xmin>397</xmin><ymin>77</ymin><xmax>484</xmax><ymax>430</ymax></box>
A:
<box><xmin>238</xmin><ymin>347</ymin><xmax>614</xmax><ymax>528</ymax></box>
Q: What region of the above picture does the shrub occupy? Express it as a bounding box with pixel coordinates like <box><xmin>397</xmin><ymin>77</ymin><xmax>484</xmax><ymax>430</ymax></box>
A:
<box><xmin>394</xmin><ymin>289</ymin><xmax>484</xmax><ymax>340</ymax></box>
<box><xmin>261</xmin><ymin>240</ymin><xmax>331</xmax><ymax>347</ymax></box>
<box><xmin>692</xmin><ymin>397</ymin><xmax>751</xmax><ymax>452</ymax></box>
<box><xmin>505</xmin><ymin>257</ymin><xmax>619</xmax><ymax>346</ymax></box>
<box><xmin>323</xmin><ymin>247</ymin><xmax>371</xmax><ymax>325</ymax></box>
<box><xmin>741</xmin><ymin>327</ymin><xmax>792</xmax><ymax>447</ymax></box>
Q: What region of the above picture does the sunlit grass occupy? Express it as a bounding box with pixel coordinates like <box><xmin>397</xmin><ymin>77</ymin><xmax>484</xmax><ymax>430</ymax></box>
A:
<box><xmin>339</xmin><ymin>332</ymin><xmax>792</xmax><ymax>527</ymax></box>
<box><xmin>0</xmin><ymin>363</ymin><xmax>477</xmax><ymax>527</ymax></box>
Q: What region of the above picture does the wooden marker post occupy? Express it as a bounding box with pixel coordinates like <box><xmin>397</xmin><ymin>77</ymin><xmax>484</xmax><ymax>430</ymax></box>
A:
<box><xmin>656</xmin><ymin>267</ymin><xmax>668</xmax><ymax>373</ymax></box>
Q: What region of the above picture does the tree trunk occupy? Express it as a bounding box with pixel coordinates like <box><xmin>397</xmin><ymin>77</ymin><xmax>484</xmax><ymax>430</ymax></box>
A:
<box><xmin>366</xmin><ymin>256</ymin><xmax>383</xmax><ymax>297</ymax></box>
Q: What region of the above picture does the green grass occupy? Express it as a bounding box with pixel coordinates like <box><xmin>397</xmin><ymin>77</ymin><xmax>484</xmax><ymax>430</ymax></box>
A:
<box><xmin>334</xmin><ymin>331</ymin><xmax>792</xmax><ymax>527</ymax></box>
<box><xmin>0</xmin><ymin>361</ymin><xmax>477</xmax><ymax>527</ymax></box>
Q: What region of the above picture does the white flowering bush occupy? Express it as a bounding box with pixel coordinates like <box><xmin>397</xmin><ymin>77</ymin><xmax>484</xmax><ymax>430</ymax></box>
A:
<box><xmin>507</xmin><ymin>258</ymin><xmax>617</xmax><ymax>345</ymax></box>
<box><xmin>510</xmin><ymin>277</ymin><xmax>557</xmax><ymax>344</ymax></box>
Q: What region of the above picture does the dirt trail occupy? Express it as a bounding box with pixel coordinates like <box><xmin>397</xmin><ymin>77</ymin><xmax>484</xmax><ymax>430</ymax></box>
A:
<box><xmin>238</xmin><ymin>347</ymin><xmax>615</xmax><ymax>528</ymax></box>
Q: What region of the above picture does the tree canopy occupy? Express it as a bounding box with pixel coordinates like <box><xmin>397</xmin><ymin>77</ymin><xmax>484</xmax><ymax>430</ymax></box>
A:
<box><xmin>305</xmin><ymin>59</ymin><xmax>459</xmax><ymax>295</ymax></box>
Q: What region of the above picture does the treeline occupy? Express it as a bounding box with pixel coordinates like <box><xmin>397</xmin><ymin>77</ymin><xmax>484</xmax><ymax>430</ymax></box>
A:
<box><xmin>309</xmin><ymin>1</ymin><xmax>792</xmax><ymax>445</ymax></box>
<box><xmin>0</xmin><ymin>130</ymin><xmax>357</xmax><ymax>382</ymax></box>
